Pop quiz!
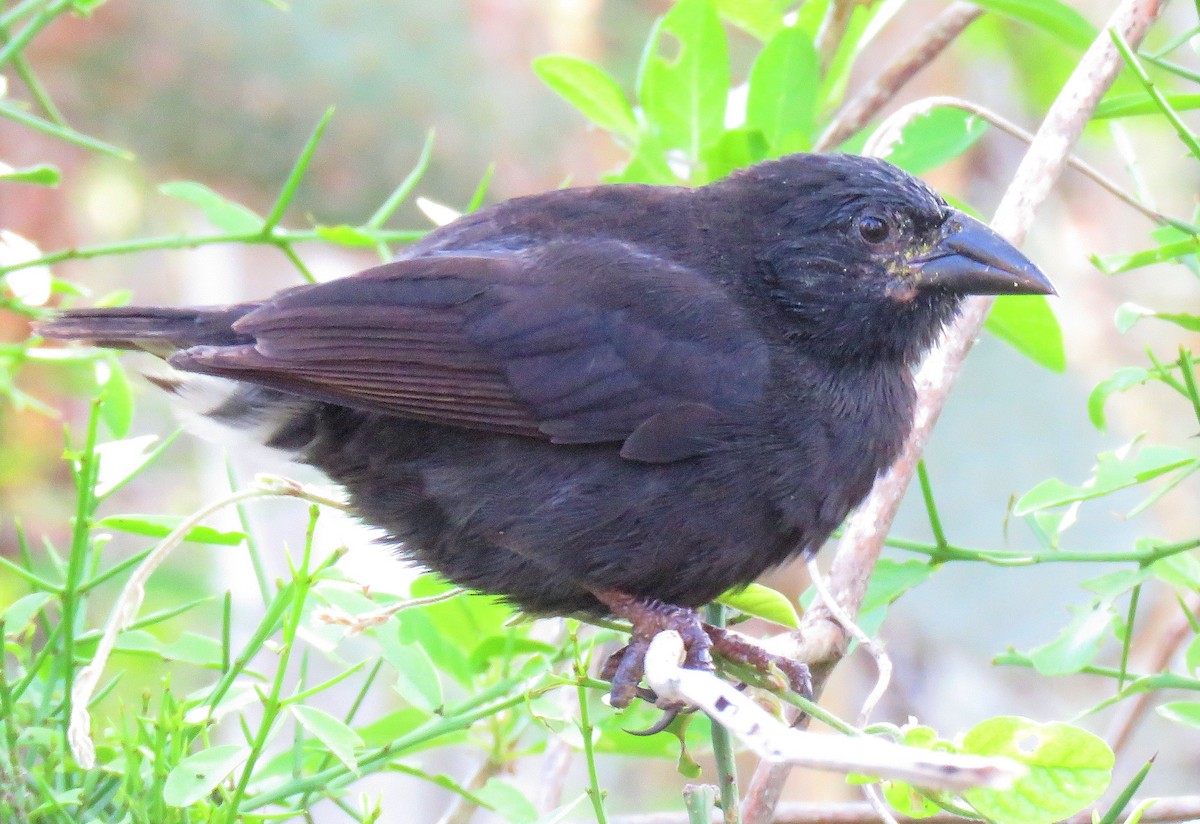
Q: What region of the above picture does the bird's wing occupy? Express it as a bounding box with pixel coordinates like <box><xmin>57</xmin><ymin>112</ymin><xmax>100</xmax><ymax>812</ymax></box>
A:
<box><xmin>171</xmin><ymin>240</ymin><xmax>770</xmax><ymax>462</ymax></box>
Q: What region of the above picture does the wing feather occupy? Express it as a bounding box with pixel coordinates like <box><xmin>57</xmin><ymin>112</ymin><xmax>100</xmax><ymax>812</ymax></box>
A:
<box><xmin>169</xmin><ymin>242</ymin><xmax>770</xmax><ymax>460</ymax></box>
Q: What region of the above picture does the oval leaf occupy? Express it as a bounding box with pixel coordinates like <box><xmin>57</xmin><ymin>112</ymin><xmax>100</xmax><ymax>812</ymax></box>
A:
<box><xmin>533</xmin><ymin>55</ymin><xmax>638</xmax><ymax>138</ymax></box>
<box><xmin>162</xmin><ymin>744</ymin><xmax>250</xmax><ymax>807</ymax></box>
<box><xmin>747</xmin><ymin>25</ymin><xmax>819</xmax><ymax>152</ymax></box>
<box><xmin>290</xmin><ymin>704</ymin><xmax>364</xmax><ymax>775</ymax></box>
<box><xmin>961</xmin><ymin>717</ymin><xmax>1113</xmax><ymax>824</ymax></box>
<box><xmin>876</xmin><ymin>106</ymin><xmax>989</xmax><ymax>175</ymax></box>
<box><xmin>638</xmin><ymin>0</ymin><xmax>730</xmax><ymax>164</ymax></box>
<box><xmin>717</xmin><ymin>582</ymin><xmax>799</xmax><ymax>627</ymax></box>
<box><xmin>985</xmin><ymin>295</ymin><xmax>1066</xmax><ymax>372</ymax></box>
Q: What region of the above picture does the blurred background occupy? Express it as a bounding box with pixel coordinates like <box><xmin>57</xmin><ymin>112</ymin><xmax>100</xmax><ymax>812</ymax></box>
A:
<box><xmin>2</xmin><ymin>0</ymin><xmax>1199</xmax><ymax>819</ymax></box>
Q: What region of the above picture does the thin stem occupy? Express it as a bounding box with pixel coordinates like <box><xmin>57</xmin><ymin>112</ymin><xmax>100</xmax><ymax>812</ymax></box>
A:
<box><xmin>0</xmin><ymin>226</ymin><xmax>424</xmax><ymax>276</ymax></box>
<box><xmin>262</xmin><ymin>107</ymin><xmax>335</xmax><ymax>233</ymax></box>
<box><xmin>574</xmin><ymin>627</ymin><xmax>609</xmax><ymax>824</ymax></box>
<box><xmin>708</xmin><ymin>602</ymin><xmax>741</xmax><ymax>824</ymax></box>
<box><xmin>224</xmin><ymin>506</ymin><xmax>320</xmax><ymax>819</ymax></box>
<box><xmin>0</xmin><ymin>0</ymin><xmax>70</xmax><ymax>72</ymax></box>
<box><xmin>915</xmin><ymin>461</ymin><xmax>947</xmax><ymax>550</ymax></box>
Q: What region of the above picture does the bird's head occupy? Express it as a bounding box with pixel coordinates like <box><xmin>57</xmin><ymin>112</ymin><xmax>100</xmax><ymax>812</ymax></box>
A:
<box><xmin>725</xmin><ymin>153</ymin><xmax>1054</xmax><ymax>365</ymax></box>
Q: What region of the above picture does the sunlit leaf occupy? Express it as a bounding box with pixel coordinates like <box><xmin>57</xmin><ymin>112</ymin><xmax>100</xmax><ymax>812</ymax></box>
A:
<box><xmin>746</xmin><ymin>26</ymin><xmax>819</xmax><ymax>152</ymax></box>
<box><xmin>639</xmin><ymin>0</ymin><xmax>729</xmax><ymax>165</ymax></box>
<box><xmin>961</xmin><ymin>717</ymin><xmax>1112</xmax><ymax>824</ymax></box>
<box><xmin>968</xmin><ymin>0</ymin><xmax>1097</xmax><ymax>49</ymax></box>
<box><xmin>717</xmin><ymin>582</ymin><xmax>799</xmax><ymax>627</ymax></box>
<box><xmin>533</xmin><ymin>55</ymin><xmax>638</xmax><ymax>138</ymax></box>
<box><xmin>0</xmin><ymin>163</ymin><xmax>61</xmax><ymax>185</ymax></box>
<box><xmin>986</xmin><ymin>295</ymin><xmax>1066</xmax><ymax>372</ymax></box>
<box><xmin>875</xmin><ymin>107</ymin><xmax>989</xmax><ymax>175</ymax></box>
<box><xmin>715</xmin><ymin>0</ymin><xmax>792</xmax><ymax>40</ymax></box>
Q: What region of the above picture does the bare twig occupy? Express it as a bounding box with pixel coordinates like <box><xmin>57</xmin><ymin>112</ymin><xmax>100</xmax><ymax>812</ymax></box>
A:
<box><xmin>740</xmin><ymin>0</ymin><xmax>1168</xmax><ymax>820</ymax></box>
<box><xmin>613</xmin><ymin>794</ymin><xmax>1200</xmax><ymax>824</ymax></box>
<box><xmin>642</xmin><ymin>632</ymin><xmax>1022</xmax><ymax>792</ymax></box>
<box><xmin>805</xmin><ymin>559</ymin><xmax>891</xmax><ymax>727</ymax></box>
<box><xmin>815</xmin><ymin>3</ymin><xmax>983</xmax><ymax>152</ymax></box>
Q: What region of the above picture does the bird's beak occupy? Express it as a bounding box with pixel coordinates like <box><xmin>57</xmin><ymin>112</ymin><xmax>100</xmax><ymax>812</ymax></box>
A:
<box><xmin>909</xmin><ymin>211</ymin><xmax>1056</xmax><ymax>296</ymax></box>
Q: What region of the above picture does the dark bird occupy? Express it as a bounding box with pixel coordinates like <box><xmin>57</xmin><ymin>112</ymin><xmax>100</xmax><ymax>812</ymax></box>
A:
<box><xmin>37</xmin><ymin>153</ymin><xmax>1053</xmax><ymax>709</ymax></box>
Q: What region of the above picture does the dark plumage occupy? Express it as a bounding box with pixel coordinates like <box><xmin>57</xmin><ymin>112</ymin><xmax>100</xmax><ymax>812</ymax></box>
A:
<box><xmin>38</xmin><ymin>153</ymin><xmax>1052</xmax><ymax>702</ymax></box>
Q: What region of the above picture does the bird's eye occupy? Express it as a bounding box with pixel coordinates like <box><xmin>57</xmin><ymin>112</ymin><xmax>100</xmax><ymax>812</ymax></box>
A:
<box><xmin>857</xmin><ymin>214</ymin><xmax>891</xmax><ymax>244</ymax></box>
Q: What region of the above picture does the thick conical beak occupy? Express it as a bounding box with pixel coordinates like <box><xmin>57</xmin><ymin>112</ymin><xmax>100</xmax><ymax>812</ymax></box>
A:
<box><xmin>910</xmin><ymin>211</ymin><xmax>1055</xmax><ymax>296</ymax></box>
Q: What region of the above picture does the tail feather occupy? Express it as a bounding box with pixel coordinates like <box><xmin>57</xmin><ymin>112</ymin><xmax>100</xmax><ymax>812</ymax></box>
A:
<box><xmin>34</xmin><ymin>304</ymin><xmax>259</xmax><ymax>354</ymax></box>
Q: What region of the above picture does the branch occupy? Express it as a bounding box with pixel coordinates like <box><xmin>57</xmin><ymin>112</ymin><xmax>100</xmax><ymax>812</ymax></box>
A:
<box><xmin>613</xmin><ymin>795</ymin><xmax>1200</xmax><ymax>824</ymax></box>
<box><xmin>815</xmin><ymin>3</ymin><xmax>983</xmax><ymax>152</ymax></box>
<box><xmin>642</xmin><ymin>632</ymin><xmax>1022</xmax><ymax>792</ymax></box>
<box><xmin>741</xmin><ymin>0</ymin><xmax>1168</xmax><ymax>820</ymax></box>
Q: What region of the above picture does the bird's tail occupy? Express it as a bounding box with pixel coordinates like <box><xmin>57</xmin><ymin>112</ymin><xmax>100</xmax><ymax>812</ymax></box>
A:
<box><xmin>34</xmin><ymin>304</ymin><xmax>259</xmax><ymax>355</ymax></box>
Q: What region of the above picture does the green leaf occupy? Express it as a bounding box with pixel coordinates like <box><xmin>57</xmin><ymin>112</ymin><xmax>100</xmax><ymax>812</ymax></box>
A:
<box><xmin>876</xmin><ymin>107</ymin><xmax>989</xmax><ymax>175</ymax></box>
<box><xmin>639</xmin><ymin>0</ymin><xmax>730</xmax><ymax>166</ymax></box>
<box><xmin>860</xmin><ymin>559</ymin><xmax>937</xmax><ymax>614</ymax></box>
<box><xmin>746</xmin><ymin>26</ymin><xmax>819</xmax><ymax>152</ymax></box>
<box><xmin>533</xmin><ymin>55</ymin><xmax>638</xmax><ymax>138</ymax></box>
<box><xmin>961</xmin><ymin>717</ymin><xmax>1113</xmax><ymax>824</ymax></box>
<box><xmin>1095</xmin><ymin>237</ymin><xmax>1200</xmax><ymax>273</ymax></box>
<box><xmin>95</xmin><ymin>356</ymin><xmax>134</xmax><ymax>438</ymax></box>
<box><xmin>1157</xmin><ymin>701</ymin><xmax>1200</xmax><ymax>730</ymax></box>
<box><xmin>2</xmin><ymin>593</ymin><xmax>54</xmax><ymax>636</ymax></box>
<box><xmin>475</xmin><ymin>778</ymin><xmax>539</xmax><ymax>824</ymax></box>
<box><xmin>882</xmin><ymin>779</ymin><xmax>941</xmax><ymax>818</ymax></box>
<box><xmin>159</xmin><ymin>181</ymin><xmax>264</xmax><ymax>234</ymax></box>
<box><xmin>1026</xmin><ymin>602</ymin><xmax>1116</xmax><ymax>675</ymax></box>
<box><xmin>715</xmin><ymin>0</ymin><xmax>792</xmax><ymax>40</ymax></box>
<box><xmin>985</xmin><ymin>295</ymin><xmax>1065</xmax><ymax>372</ymax></box>
<box><xmin>717</xmin><ymin>582</ymin><xmax>799</xmax><ymax>627</ymax></box>
<box><xmin>290</xmin><ymin>704</ymin><xmax>364</xmax><ymax>774</ymax></box>
<box><xmin>968</xmin><ymin>0</ymin><xmax>1097</xmax><ymax>50</ymax></box>
<box><xmin>1088</xmin><ymin>367</ymin><xmax>1152</xmax><ymax>431</ymax></box>
<box><xmin>315</xmin><ymin>224</ymin><xmax>378</xmax><ymax>248</ymax></box>
<box><xmin>1095</xmin><ymin>92</ymin><xmax>1200</xmax><ymax>119</ymax></box>
<box><xmin>1114</xmin><ymin>303</ymin><xmax>1200</xmax><ymax>333</ymax></box>
<box><xmin>0</xmin><ymin>163</ymin><xmax>61</xmax><ymax>185</ymax></box>
<box><xmin>1014</xmin><ymin>443</ymin><xmax>1197</xmax><ymax>513</ymax></box>
<box><xmin>162</xmin><ymin>744</ymin><xmax>250</xmax><ymax>807</ymax></box>
<box><xmin>375</xmin><ymin>625</ymin><xmax>444</xmax><ymax>712</ymax></box>
<box><xmin>357</xmin><ymin>707</ymin><xmax>433</xmax><ymax>749</ymax></box>
<box><xmin>613</xmin><ymin>132</ymin><xmax>684</xmax><ymax>185</ymax></box>
<box><xmin>1186</xmin><ymin>635</ymin><xmax>1200</xmax><ymax>675</ymax></box>
<box><xmin>700</xmin><ymin>127</ymin><xmax>770</xmax><ymax>181</ymax></box>
<box><xmin>96</xmin><ymin>514</ymin><xmax>247</xmax><ymax>546</ymax></box>
<box><xmin>160</xmin><ymin>632</ymin><xmax>224</xmax><ymax>666</ymax></box>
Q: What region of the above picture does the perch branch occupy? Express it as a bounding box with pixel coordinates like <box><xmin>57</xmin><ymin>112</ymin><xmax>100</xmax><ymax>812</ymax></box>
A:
<box><xmin>642</xmin><ymin>632</ymin><xmax>1022</xmax><ymax>792</ymax></box>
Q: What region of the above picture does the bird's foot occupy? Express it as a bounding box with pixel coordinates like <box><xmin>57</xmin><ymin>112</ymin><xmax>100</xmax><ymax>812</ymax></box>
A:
<box><xmin>704</xmin><ymin>624</ymin><xmax>813</xmax><ymax>701</ymax></box>
<box><xmin>593</xmin><ymin>590</ymin><xmax>713</xmax><ymax>711</ymax></box>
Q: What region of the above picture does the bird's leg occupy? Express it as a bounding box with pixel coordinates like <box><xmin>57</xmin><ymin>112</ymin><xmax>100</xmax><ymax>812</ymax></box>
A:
<box><xmin>704</xmin><ymin>624</ymin><xmax>813</xmax><ymax>700</ymax></box>
<box><xmin>592</xmin><ymin>590</ymin><xmax>713</xmax><ymax>709</ymax></box>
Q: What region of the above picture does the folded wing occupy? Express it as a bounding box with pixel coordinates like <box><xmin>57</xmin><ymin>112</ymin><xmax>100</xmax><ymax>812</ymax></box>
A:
<box><xmin>171</xmin><ymin>241</ymin><xmax>769</xmax><ymax>462</ymax></box>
